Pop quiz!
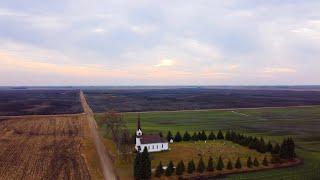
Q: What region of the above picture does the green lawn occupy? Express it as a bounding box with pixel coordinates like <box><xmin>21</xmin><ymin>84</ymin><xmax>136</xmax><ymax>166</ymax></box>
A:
<box><xmin>95</xmin><ymin>106</ymin><xmax>320</xmax><ymax>179</ymax></box>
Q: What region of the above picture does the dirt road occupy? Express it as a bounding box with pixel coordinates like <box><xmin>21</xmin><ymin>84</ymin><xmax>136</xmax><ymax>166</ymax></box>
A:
<box><xmin>80</xmin><ymin>91</ymin><xmax>117</xmax><ymax>180</ymax></box>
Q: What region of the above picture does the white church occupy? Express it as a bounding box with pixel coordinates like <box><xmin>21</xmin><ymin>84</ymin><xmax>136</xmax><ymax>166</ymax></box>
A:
<box><xmin>135</xmin><ymin>115</ymin><xmax>169</xmax><ymax>152</ymax></box>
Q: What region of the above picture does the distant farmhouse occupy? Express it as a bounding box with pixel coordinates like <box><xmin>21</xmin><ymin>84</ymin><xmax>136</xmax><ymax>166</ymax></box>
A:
<box><xmin>135</xmin><ymin>115</ymin><xmax>169</xmax><ymax>152</ymax></box>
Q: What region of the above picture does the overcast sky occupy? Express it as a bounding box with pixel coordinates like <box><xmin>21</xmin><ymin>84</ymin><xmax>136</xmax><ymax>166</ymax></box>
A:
<box><xmin>0</xmin><ymin>0</ymin><xmax>320</xmax><ymax>86</ymax></box>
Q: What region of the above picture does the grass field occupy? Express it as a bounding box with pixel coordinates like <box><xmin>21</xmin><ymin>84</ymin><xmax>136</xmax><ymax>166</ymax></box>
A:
<box><xmin>95</xmin><ymin>105</ymin><xmax>320</xmax><ymax>179</ymax></box>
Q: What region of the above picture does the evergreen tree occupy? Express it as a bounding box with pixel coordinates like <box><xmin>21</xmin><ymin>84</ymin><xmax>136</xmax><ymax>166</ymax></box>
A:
<box><xmin>201</xmin><ymin>130</ymin><xmax>207</xmax><ymax>141</ymax></box>
<box><xmin>167</xmin><ymin>131</ymin><xmax>173</xmax><ymax>142</ymax></box>
<box><xmin>208</xmin><ymin>131</ymin><xmax>216</xmax><ymax>140</ymax></box>
<box><xmin>217</xmin><ymin>130</ymin><xmax>224</xmax><ymax>140</ymax></box>
<box><xmin>207</xmin><ymin>156</ymin><xmax>214</xmax><ymax>172</ymax></box>
<box><xmin>197</xmin><ymin>132</ymin><xmax>202</xmax><ymax>140</ymax></box>
<box><xmin>183</xmin><ymin>131</ymin><xmax>191</xmax><ymax>141</ymax></box>
<box><xmin>253</xmin><ymin>157</ymin><xmax>259</xmax><ymax>167</ymax></box>
<box><xmin>176</xmin><ymin>160</ymin><xmax>185</xmax><ymax>175</ymax></box>
<box><xmin>288</xmin><ymin>137</ymin><xmax>296</xmax><ymax>159</ymax></box>
<box><xmin>187</xmin><ymin>160</ymin><xmax>196</xmax><ymax>174</ymax></box>
<box><xmin>258</xmin><ymin>137</ymin><xmax>267</xmax><ymax>153</ymax></box>
<box><xmin>280</xmin><ymin>138</ymin><xmax>288</xmax><ymax>159</ymax></box>
<box><xmin>197</xmin><ymin>157</ymin><xmax>205</xmax><ymax>173</ymax></box>
<box><xmin>192</xmin><ymin>132</ymin><xmax>199</xmax><ymax>141</ymax></box>
<box><xmin>216</xmin><ymin>156</ymin><xmax>224</xmax><ymax>170</ymax></box>
<box><xmin>272</xmin><ymin>143</ymin><xmax>280</xmax><ymax>154</ymax></box>
<box><xmin>165</xmin><ymin>161</ymin><xmax>174</xmax><ymax>176</ymax></box>
<box><xmin>247</xmin><ymin>156</ymin><xmax>253</xmax><ymax>168</ymax></box>
<box><xmin>225</xmin><ymin>131</ymin><xmax>231</xmax><ymax>141</ymax></box>
<box><xmin>159</xmin><ymin>132</ymin><xmax>163</xmax><ymax>138</ymax></box>
<box><xmin>262</xmin><ymin>156</ymin><xmax>269</xmax><ymax>166</ymax></box>
<box><xmin>227</xmin><ymin>159</ymin><xmax>233</xmax><ymax>170</ymax></box>
<box><xmin>134</xmin><ymin>152</ymin><xmax>142</xmax><ymax>180</ymax></box>
<box><xmin>267</xmin><ymin>141</ymin><xmax>273</xmax><ymax>153</ymax></box>
<box><xmin>174</xmin><ymin>131</ymin><xmax>182</xmax><ymax>142</ymax></box>
<box><xmin>235</xmin><ymin>157</ymin><xmax>242</xmax><ymax>169</ymax></box>
<box><xmin>141</xmin><ymin>147</ymin><xmax>151</xmax><ymax>179</ymax></box>
<box><xmin>155</xmin><ymin>162</ymin><xmax>164</xmax><ymax>177</ymax></box>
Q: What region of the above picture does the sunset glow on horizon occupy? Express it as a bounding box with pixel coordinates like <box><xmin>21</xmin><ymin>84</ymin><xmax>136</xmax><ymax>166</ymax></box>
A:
<box><xmin>0</xmin><ymin>1</ymin><xmax>320</xmax><ymax>86</ymax></box>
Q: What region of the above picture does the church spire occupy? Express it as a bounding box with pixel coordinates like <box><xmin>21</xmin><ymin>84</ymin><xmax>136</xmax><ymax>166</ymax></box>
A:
<box><xmin>137</xmin><ymin>113</ymin><xmax>141</xmax><ymax>130</ymax></box>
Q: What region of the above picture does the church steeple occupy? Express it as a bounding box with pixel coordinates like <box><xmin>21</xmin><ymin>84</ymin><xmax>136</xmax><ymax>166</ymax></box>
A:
<box><xmin>136</xmin><ymin>114</ymin><xmax>142</xmax><ymax>136</ymax></box>
<box><xmin>137</xmin><ymin>113</ymin><xmax>141</xmax><ymax>130</ymax></box>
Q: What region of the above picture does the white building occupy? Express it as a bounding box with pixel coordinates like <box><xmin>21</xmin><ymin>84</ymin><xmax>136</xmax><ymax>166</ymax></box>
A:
<box><xmin>135</xmin><ymin>115</ymin><xmax>169</xmax><ymax>152</ymax></box>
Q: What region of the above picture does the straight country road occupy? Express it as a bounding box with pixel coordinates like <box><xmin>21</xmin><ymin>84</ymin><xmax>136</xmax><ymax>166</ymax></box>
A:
<box><xmin>80</xmin><ymin>91</ymin><xmax>118</xmax><ymax>180</ymax></box>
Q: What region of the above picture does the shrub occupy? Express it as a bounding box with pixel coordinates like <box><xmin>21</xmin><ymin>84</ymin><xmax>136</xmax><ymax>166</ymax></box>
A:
<box><xmin>262</xmin><ymin>156</ymin><xmax>269</xmax><ymax>166</ymax></box>
<box><xmin>235</xmin><ymin>157</ymin><xmax>242</xmax><ymax>169</ymax></box>
<box><xmin>227</xmin><ymin>159</ymin><xmax>233</xmax><ymax>170</ymax></box>
<box><xmin>197</xmin><ymin>157</ymin><xmax>205</xmax><ymax>173</ymax></box>
<box><xmin>247</xmin><ymin>156</ymin><xmax>253</xmax><ymax>168</ymax></box>
<box><xmin>253</xmin><ymin>157</ymin><xmax>259</xmax><ymax>167</ymax></box>
<box><xmin>207</xmin><ymin>156</ymin><xmax>214</xmax><ymax>172</ymax></box>
<box><xmin>155</xmin><ymin>162</ymin><xmax>164</xmax><ymax>177</ymax></box>
<box><xmin>187</xmin><ymin>160</ymin><xmax>196</xmax><ymax>174</ymax></box>
<box><xmin>165</xmin><ymin>161</ymin><xmax>174</xmax><ymax>176</ymax></box>
<box><xmin>216</xmin><ymin>156</ymin><xmax>224</xmax><ymax>170</ymax></box>
<box><xmin>217</xmin><ymin>130</ymin><xmax>224</xmax><ymax>139</ymax></box>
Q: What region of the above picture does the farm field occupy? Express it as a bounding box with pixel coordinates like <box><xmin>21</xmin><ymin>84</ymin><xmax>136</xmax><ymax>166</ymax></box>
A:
<box><xmin>84</xmin><ymin>88</ymin><xmax>320</xmax><ymax>112</ymax></box>
<box><xmin>95</xmin><ymin>105</ymin><xmax>320</xmax><ymax>179</ymax></box>
<box><xmin>0</xmin><ymin>89</ymin><xmax>83</xmax><ymax>116</ymax></box>
<box><xmin>0</xmin><ymin>115</ymin><xmax>103</xmax><ymax>180</ymax></box>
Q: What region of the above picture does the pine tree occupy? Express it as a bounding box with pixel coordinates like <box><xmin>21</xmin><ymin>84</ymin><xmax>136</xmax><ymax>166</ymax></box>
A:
<box><xmin>272</xmin><ymin>143</ymin><xmax>280</xmax><ymax>154</ymax></box>
<box><xmin>167</xmin><ymin>131</ymin><xmax>173</xmax><ymax>142</ymax></box>
<box><xmin>225</xmin><ymin>131</ymin><xmax>231</xmax><ymax>141</ymax></box>
<box><xmin>288</xmin><ymin>137</ymin><xmax>296</xmax><ymax>159</ymax></box>
<box><xmin>202</xmin><ymin>130</ymin><xmax>208</xmax><ymax>140</ymax></box>
<box><xmin>253</xmin><ymin>157</ymin><xmax>259</xmax><ymax>167</ymax></box>
<box><xmin>207</xmin><ymin>156</ymin><xmax>214</xmax><ymax>172</ymax></box>
<box><xmin>176</xmin><ymin>160</ymin><xmax>185</xmax><ymax>175</ymax></box>
<box><xmin>155</xmin><ymin>162</ymin><xmax>164</xmax><ymax>177</ymax></box>
<box><xmin>216</xmin><ymin>156</ymin><xmax>224</xmax><ymax>170</ymax></box>
<box><xmin>141</xmin><ymin>147</ymin><xmax>151</xmax><ymax>179</ymax></box>
<box><xmin>192</xmin><ymin>132</ymin><xmax>199</xmax><ymax>141</ymax></box>
<box><xmin>247</xmin><ymin>156</ymin><xmax>253</xmax><ymax>168</ymax></box>
<box><xmin>227</xmin><ymin>159</ymin><xmax>233</xmax><ymax>170</ymax></box>
<box><xmin>217</xmin><ymin>130</ymin><xmax>224</xmax><ymax>140</ymax></box>
<box><xmin>235</xmin><ymin>157</ymin><xmax>242</xmax><ymax>169</ymax></box>
<box><xmin>159</xmin><ymin>132</ymin><xmax>163</xmax><ymax>138</ymax></box>
<box><xmin>262</xmin><ymin>156</ymin><xmax>269</xmax><ymax>166</ymax></box>
<box><xmin>197</xmin><ymin>132</ymin><xmax>202</xmax><ymax>140</ymax></box>
<box><xmin>280</xmin><ymin>138</ymin><xmax>288</xmax><ymax>159</ymax></box>
<box><xmin>187</xmin><ymin>160</ymin><xmax>195</xmax><ymax>174</ymax></box>
<box><xmin>134</xmin><ymin>152</ymin><xmax>142</xmax><ymax>180</ymax></box>
<box><xmin>267</xmin><ymin>141</ymin><xmax>273</xmax><ymax>153</ymax></box>
<box><xmin>183</xmin><ymin>131</ymin><xmax>191</xmax><ymax>141</ymax></box>
<box><xmin>208</xmin><ymin>131</ymin><xmax>216</xmax><ymax>140</ymax></box>
<box><xmin>174</xmin><ymin>131</ymin><xmax>182</xmax><ymax>142</ymax></box>
<box><xmin>165</xmin><ymin>161</ymin><xmax>174</xmax><ymax>176</ymax></box>
<box><xmin>197</xmin><ymin>157</ymin><xmax>205</xmax><ymax>173</ymax></box>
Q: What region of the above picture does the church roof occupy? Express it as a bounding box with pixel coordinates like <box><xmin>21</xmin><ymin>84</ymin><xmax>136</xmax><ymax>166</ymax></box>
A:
<box><xmin>140</xmin><ymin>134</ymin><xmax>167</xmax><ymax>144</ymax></box>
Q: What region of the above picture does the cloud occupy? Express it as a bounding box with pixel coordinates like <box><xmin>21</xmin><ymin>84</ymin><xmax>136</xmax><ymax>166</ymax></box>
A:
<box><xmin>92</xmin><ymin>28</ymin><xmax>106</xmax><ymax>33</ymax></box>
<box><xmin>155</xmin><ymin>59</ymin><xmax>174</xmax><ymax>67</ymax></box>
<box><xmin>263</xmin><ymin>67</ymin><xmax>297</xmax><ymax>74</ymax></box>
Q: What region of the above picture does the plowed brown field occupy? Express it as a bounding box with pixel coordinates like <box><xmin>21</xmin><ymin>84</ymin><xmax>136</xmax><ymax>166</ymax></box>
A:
<box><xmin>0</xmin><ymin>115</ymin><xmax>94</xmax><ymax>180</ymax></box>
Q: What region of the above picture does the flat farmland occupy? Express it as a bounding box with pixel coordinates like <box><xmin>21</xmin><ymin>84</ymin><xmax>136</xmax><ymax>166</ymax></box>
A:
<box><xmin>95</xmin><ymin>105</ymin><xmax>320</xmax><ymax>179</ymax></box>
<box><xmin>0</xmin><ymin>89</ymin><xmax>83</xmax><ymax>116</ymax></box>
<box><xmin>0</xmin><ymin>115</ymin><xmax>102</xmax><ymax>180</ymax></box>
<box><xmin>84</xmin><ymin>88</ymin><xmax>320</xmax><ymax>112</ymax></box>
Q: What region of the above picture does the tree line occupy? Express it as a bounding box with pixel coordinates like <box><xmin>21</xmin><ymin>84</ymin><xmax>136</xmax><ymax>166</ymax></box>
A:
<box><xmin>134</xmin><ymin>146</ymin><xmax>271</xmax><ymax>179</ymax></box>
<box><xmin>166</xmin><ymin>130</ymin><xmax>296</xmax><ymax>160</ymax></box>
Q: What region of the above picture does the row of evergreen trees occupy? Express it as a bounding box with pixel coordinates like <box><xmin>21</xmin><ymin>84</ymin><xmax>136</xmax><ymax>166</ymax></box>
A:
<box><xmin>166</xmin><ymin>130</ymin><xmax>225</xmax><ymax>142</ymax></box>
<box><xmin>155</xmin><ymin>156</ymin><xmax>270</xmax><ymax>177</ymax></box>
<box><xmin>166</xmin><ymin>130</ymin><xmax>296</xmax><ymax>160</ymax></box>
